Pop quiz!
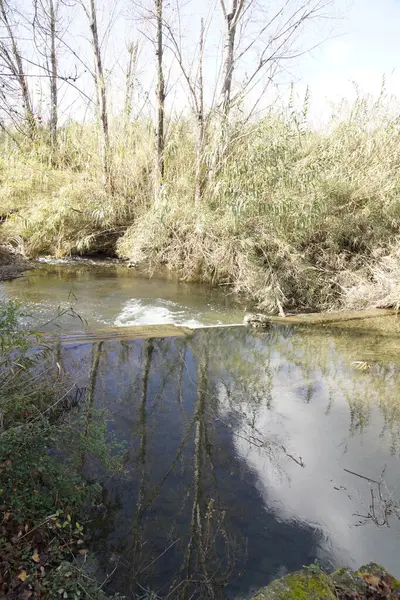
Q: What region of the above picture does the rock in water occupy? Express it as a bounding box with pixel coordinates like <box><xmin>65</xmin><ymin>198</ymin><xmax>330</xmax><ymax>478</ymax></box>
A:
<box><xmin>251</xmin><ymin>562</ymin><xmax>400</xmax><ymax>599</ymax></box>
<box><xmin>244</xmin><ymin>313</ymin><xmax>271</xmax><ymax>328</ymax></box>
<box><xmin>252</xmin><ymin>569</ymin><xmax>336</xmax><ymax>599</ymax></box>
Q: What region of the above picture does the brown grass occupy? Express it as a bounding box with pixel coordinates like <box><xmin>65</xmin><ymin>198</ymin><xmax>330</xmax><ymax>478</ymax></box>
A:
<box><xmin>1</xmin><ymin>96</ymin><xmax>400</xmax><ymax>312</ymax></box>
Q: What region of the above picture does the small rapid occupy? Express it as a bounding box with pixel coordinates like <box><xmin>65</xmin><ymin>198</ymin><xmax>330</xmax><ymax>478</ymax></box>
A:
<box><xmin>0</xmin><ymin>260</ymin><xmax>245</xmax><ymax>332</ymax></box>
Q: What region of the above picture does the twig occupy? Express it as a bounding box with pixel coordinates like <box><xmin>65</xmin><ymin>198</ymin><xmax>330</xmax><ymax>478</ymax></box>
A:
<box><xmin>343</xmin><ymin>468</ymin><xmax>380</xmax><ymax>486</ymax></box>
<box><xmin>17</xmin><ymin>513</ymin><xmax>57</xmax><ymax>541</ymax></box>
<box><xmin>139</xmin><ymin>538</ymin><xmax>180</xmax><ymax>574</ymax></box>
<box><xmin>100</xmin><ymin>564</ymin><xmax>118</xmax><ymax>589</ymax></box>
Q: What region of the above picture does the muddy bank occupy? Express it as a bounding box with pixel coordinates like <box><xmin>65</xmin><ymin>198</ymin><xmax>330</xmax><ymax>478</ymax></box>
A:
<box><xmin>0</xmin><ymin>245</ymin><xmax>31</xmax><ymax>281</ymax></box>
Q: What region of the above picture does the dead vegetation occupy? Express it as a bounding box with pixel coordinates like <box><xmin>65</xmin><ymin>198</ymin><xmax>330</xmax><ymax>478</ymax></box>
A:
<box><xmin>1</xmin><ymin>95</ymin><xmax>400</xmax><ymax>311</ymax></box>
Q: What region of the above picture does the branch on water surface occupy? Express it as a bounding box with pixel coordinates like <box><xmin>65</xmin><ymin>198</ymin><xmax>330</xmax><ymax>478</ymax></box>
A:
<box><xmin>344</xmin><ymin>466</ymin><xmax>400</xmax><ymax>528</ymax></box>
<box><xmin>344</xmin><ymin>467</ymin><xmax>382</xmax><ymax>486</ymax></box>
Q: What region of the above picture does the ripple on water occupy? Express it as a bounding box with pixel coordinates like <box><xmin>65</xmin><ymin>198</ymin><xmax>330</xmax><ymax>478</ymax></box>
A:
<box><xmin>114</xmin><ymin>297</ymin><xmax>205</xmax><ymax>328</ymax></box>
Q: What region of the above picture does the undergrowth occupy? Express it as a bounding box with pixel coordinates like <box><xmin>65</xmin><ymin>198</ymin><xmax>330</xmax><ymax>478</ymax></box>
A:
<box><xmin>1</xmin><ymin>94</ymin><xmax>400</xmax><ymax>312</ymax></box>
<box><xmin>0</xmin><ymin>300</ymin><xmax>126</xmax><ymax>599</ymax></box>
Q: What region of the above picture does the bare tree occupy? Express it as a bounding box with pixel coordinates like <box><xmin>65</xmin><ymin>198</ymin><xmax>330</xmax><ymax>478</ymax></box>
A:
<box><xmin>0</xmin><ymin>0</ymin><xmax>36</xmax><ymax>137</ymax></box>
<box><xmin>216</xmin><ymin>0</ymin><xmax>331</xmax><ymax>148</ymax></box>
<box><xmin>48</xmin><ymin>0</ymin><xmax>57</xmax><ymax>149</ymax></box>
<box><xmin>233</xmin><ymin>0</ymin><xmax>330</xmax><ymax>113</ymax></box>
<box><xmin>218</xmin><ymin>0</ymin><xmax>245</xmax><ymax>120</ymax></box>
<box><xmin>124</xmin><ymin>40</ymin><xmax>138</xmax><ymax>134</ymax></box>
<box><xmin>194</xmin><ymin>18</ymin><xmax>205</xmax><ymax>204</ymax></box>
<box><xmin>155</xmin><ymin>0</ymin><xmax>165</xmax><ymax>203</ymax></box>
<box><xmin>165</xmin><ymin>16</ymin><xmax>208</xmax><ymax>202</ymax></box>
<box><xmin>32</xmin><ymin>0</ymin><xmax>60</xmax><ymax>153</ymax></box>
<box><xmin>81</xmin><ymin>0</ymin><xmax>113</xmax><ymax>193</ymax></box>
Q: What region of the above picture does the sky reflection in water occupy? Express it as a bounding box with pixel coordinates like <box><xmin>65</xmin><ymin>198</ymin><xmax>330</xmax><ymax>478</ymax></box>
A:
<box><xmin>59</xmin><ymin>323</ymin><xmax>400</xmax><ymax>599</ymax></box>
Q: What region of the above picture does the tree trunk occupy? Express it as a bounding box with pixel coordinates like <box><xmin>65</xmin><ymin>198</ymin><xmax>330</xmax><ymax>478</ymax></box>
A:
<box><xmin>155</xmin><ymin>0</ymin><xmax>165</xmax><ymax>203</ymax></box>
<box><xmin>88</xmin><ymin>0</ymin><xmax>113</xmax><ymax>193</ymax></box>
<box><xmin>0</xmin><ymin>0</ymin><xmax>36</xmax><ymax>138</ymax></box>
<box><xmin>49</xmin><ymin>0</ymin><xmax>58</xmax><ymax>154</ymax></box>
<box><xmin>213</xmin><ymin>0</ymin><xmax>245</xmax><ymax>171</ymax></box>
<box><xmin>220</xmin><ymin>4</ymin><xmax>238</xmax><ymax>120</ymax></box>
<box><xmin>195</xmin><ymin>18</ymin><xmax>205</xmax><ymax>204</ymax></box>
<box><xmin>124</xmin><ymin>41</ymin><xmax>138</xmax><ymax>135</ymax></box>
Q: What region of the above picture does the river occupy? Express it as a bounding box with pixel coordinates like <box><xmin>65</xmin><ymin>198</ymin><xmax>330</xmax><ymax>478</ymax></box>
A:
<box><xmin>1</xmin><ymin>261</ymin><xmax>400</xmax><ymax>599</ymax></box>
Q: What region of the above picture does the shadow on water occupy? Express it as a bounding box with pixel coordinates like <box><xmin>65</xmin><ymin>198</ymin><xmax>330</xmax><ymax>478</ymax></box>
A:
<box><xmin>59</xmin><ymin>322</ymin><xmax>400</xmax><ymax>599</ymax></box>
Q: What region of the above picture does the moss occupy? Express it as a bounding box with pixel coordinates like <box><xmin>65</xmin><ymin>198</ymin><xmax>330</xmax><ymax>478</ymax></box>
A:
<box><xmin>253</xmin><ymin>563</ymin><xmax>400</xmax><ymax>599</ymax></box>
<box><xmin>331</xmin><ymin>566</ymin><xmax>366</xmax><ymax>596</ymax></box>
<box><xmin>252</xmin><ymin>569</ymin><xmax>336</xmax><ymax>599</ymax></box>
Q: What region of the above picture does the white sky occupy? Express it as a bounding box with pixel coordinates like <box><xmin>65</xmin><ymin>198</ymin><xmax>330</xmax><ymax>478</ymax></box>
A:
<box><xmin>10</xmin><ymin>0</ymin><xmax>400</xmax><ymax>126</ymax></box>
<box><xmin>295</xmin><ymin>0</ymin><xmax>400</xmax><ymax>122</ymax></box>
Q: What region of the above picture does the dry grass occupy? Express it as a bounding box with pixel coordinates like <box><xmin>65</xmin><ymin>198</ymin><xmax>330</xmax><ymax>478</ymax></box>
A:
<box><xmin>340</xmin><ymin>246</ymin><xmax>400</xmax><ymax>310</ymax></box>
<box><xmin>1</xmin><ymin>96</ymin><xmax>400</xmax><ymax>311</ymax></box>
<box><xmin>118</xmin><ymin>99</ymin><xmax>400</xmax><ymax>311</ymax></box>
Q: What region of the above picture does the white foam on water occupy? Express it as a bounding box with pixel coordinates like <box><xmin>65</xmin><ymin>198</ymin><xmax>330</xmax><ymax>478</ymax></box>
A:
<box><xmin>114</xmin><ymin>298</ymin><xmax>203</xmax><ymax>328</ymax></box>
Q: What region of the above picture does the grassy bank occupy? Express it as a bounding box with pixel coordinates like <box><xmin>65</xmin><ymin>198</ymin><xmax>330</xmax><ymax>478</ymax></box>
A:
<box><xmin>0</xmin><ymin>300</ymin><xmax>125</xmax><ymax>599</ymax></box>
<box><xmin>1</xmin><ymin>97</ymin><xmax>400</xmax><ymax>313</ymax></box>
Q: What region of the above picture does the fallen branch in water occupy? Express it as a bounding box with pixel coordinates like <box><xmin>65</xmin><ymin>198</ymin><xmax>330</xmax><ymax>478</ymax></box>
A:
<box><xmin>344</xmin><ymin>466</ymin><xmax>400</xmax><ymax>527</ymax></box>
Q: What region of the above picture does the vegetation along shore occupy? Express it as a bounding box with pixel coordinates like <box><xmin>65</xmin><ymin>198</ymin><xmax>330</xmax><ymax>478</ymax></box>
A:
<box><xmin>0</xmin><ymin>0</ymin><xmax>399</xmax><ymax>313</ymax></box>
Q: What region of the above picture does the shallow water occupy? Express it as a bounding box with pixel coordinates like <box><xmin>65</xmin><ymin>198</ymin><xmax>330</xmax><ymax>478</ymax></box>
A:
<box><xmin>59</xmin><ymin>322</ymin><xmax>400</xmax><ymax>599</ymax></box>
<box><xmin>0</xmin><ymin>261</ymin><xmax>245</xmax><ymax>330</ymax></box>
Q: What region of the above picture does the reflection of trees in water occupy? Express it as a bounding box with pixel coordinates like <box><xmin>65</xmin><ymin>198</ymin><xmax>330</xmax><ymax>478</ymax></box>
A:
<box><xmin>61</xmin><ymin>322</ymin><xmax>400</xmax><ymax>597</ymax></box>
<box><xmin>132</xmin><ymin>339</ymin><xmax>153</xmax><ymax>558</ymax></box>
<box><xmin>80</xmin><ymin>341</ymin><xmax>103</xmax><ymax>473</ymax></box>
<box><xmin>121</xmin><ymin>336</ymin><xmax>238</xmax><ymax>599</ymax></box>
<box><xmin>179</xmin><ymin>341</ymin><xmax>233</xmax><ymax>599</ymax></box>
<box><xmin>197</xmin><ymin>328</ymin><xmax>305</xmax><ymax>470</ymax></box>
<box><xmin>83</xmin><ymin>333</ymin><xmax>311</xmax><ymax>599</ymax></box>
<box><xmin>201</xmin><ymin>324</ymin><xmax>400</xmax><ymax>455</ymax></box>
<box><xmin>276</xmin><ymin>326</ymin><xmax>400</xmax><ymax>452</ymax></box>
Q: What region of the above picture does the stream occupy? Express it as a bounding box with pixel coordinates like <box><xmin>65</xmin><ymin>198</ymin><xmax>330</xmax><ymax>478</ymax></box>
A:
<box><xmin>1</xmin><ymin>261</ymin><xmax>400</xmax><ymax>599</ymax></box>
<box><xmin>0</xmin><ymin>261</ymin><xmax>245</xmax><ymax>330</ymax></box>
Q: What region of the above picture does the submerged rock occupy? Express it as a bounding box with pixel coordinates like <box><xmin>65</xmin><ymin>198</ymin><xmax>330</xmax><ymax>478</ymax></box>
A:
<box><xmin>252</xmin><ymin>563</ymin><xmax>400</xmax><ymax>599</ymax></box>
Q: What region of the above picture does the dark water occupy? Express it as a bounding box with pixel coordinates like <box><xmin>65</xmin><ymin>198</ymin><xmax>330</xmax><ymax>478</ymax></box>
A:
<box><xmin>59</xmin><ymin>323</ymin><xmax>400</xmax><ymax>599</ymax></box>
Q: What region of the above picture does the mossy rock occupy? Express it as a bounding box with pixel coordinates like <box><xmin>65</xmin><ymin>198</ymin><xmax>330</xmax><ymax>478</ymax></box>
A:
<box><xmin>330</xmin><ymin>566</ymin><xmax>366</xmax><ymax>596</ymax></box>
<box><xmin>251</xmin><ymin>569</ymin><xmax>336</xmax><ymax>599</ymax></box>
<box><xmin>252</xmin><ymin>562</ymin><xmax>400</xmax><ymax>599</ymax></box>
<box><xmin>358</xmin><ymin>562</ymin><xmax>400</xmax><ymax>583</ymax></box>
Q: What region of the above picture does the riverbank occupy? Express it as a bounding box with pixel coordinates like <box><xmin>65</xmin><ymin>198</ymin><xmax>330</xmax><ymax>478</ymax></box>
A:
<box><xmin>0</xmin><ymin>245</ymin><xmax>31</xmax><ymax>281</ymax></box>
<box><xmin>0</xmin><ymin>300</ymin><xmax>124</xmax><ymax>599</ymax></box>
<box><xmin>1</xmin><ymin>99</ymin><xmax>400</xmax><ymax>313</ymax></box>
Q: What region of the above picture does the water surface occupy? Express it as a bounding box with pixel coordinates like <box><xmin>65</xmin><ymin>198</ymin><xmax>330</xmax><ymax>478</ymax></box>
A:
<box><xmin>0</xmin><ymin>260</ymin><xmax>244</xmax><ymax>330</ymax></box>
<box><xmin>59</xmin><ymin>322</ymin><xmax>400</xmax><ymax>599</ymax></box>
<box><xmin>3</xmin><ymin>262</ymin><xmax>400</xmax><ymax>598</ymax></box>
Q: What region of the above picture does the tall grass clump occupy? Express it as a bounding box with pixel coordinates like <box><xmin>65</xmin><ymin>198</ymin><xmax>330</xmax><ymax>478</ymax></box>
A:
<box><xmin>2</xmin><ymin>93</ymin><xmax>400</xmax><ymax>311</ymax></box>
<box><xmin>118</xmin><ymin>94</ymin><xmax>400</xmax><ymax>311</ymax></box>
